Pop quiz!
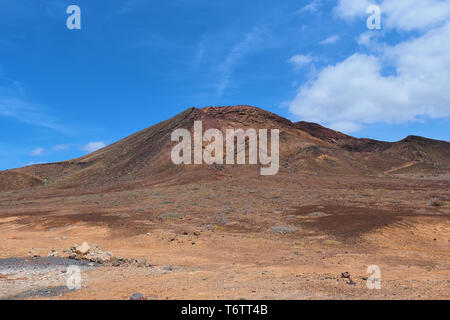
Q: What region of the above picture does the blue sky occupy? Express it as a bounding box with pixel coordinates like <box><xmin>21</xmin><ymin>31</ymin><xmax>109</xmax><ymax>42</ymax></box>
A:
<box><xmin>0</xmin><ymin>0</ymin><xmax>449</xmax><ymax>170</ymax></box>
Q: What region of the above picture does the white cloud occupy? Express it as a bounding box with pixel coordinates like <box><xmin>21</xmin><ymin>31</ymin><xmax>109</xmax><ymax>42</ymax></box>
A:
<box><xmin>30</xmin><ymin>147</ymin><xmax>44</xmax><ymax>156</ymax></box>
<box><xmin>52</xmin><ymin>144</ymin><xmax>70</xmax><ymax>151</ymax></box>
<box><xmin>335</xmin><ymin>0</ymin><xmax>450</xmax><ymax>32</ymax></box>
<box><xmin>334</xmin><ymin>0</ymin><xmax>372</xmax><ymax>20</ymax></box>
<box><xmin>357</xmin><ymin>31</ymin><xmax>377</xmax><ymax>47</ymax></box>
<box><xmin>288</xmin><ymin>22</ymin><xmax>450</xmax><ymax>133</ymax></box>
<box><xmin>320</xmin><ymin>35</ymin><xmax>340</xmax><ymax>45</ymax></box>
<box><xmin>382</xmin><ymin>0</ymin><xmax>450</xmax><ymax>31</ymax></box>
<box><xmin>82</xmin><ymin>142</ymin><xmax>106</xmax><ymax>153</ymax></box>
<box><xmin>288</xmin><ymin>54</ymin><xmax>314</xmax><ymax>70</ymax></box>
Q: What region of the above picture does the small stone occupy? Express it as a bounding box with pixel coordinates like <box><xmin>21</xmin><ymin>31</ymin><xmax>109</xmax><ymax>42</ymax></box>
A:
<box><xmin>193</xmin><ymin>231</ymin><xmax>200</xmax><ymax>236</ymax></box>
<box><xmin>137</xmin><ymin>259</ymin><xmax>147</xmax><ymax>267</ymax></box>
<box><xmin>341</xmin><ymin>272</ymin><xmax>350</xmax><ymax>279</ymax></box>
<box><xmin>348</xmin><ymin>279</ymin><xmax>356</xmax><ymax>285</ymax></box>
<box><xmin>75</xmin><ymin>242</ymin><xmax>91</xmax><ymax>255</ymax></box>
<box><xmin>269</xmin><ymin>225</ymin><xmax>297</xmax><ymax>234</ymax></box>
<box><xmin>111</xmin><ymin>258</ymin><xmax>122</xmax><ymax>267</ymax></box>
<box><xmin>130</xmin><ymin>293</ymin><xmax>146</xmax><ymax>300</ymax></box>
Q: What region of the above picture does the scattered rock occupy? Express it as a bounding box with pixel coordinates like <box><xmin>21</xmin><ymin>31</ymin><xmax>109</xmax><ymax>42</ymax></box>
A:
<box><xmin>269</xmin><ymin>226</ymin><xmax>297</xmax><ymax>234</ymax></box>
<box><xmin>110</xmin><ymin>257</ymin><xmax>122</xmax><ymax>267</ymax></box>
<box><xmin>68</xmin><ymin>243</ymin><xmax>116</xmax><ymax>264</ymax></box>
<box><xmin>193</xmin><ymin>231</ymin><xmax>201</xmax><ymax>236</ymax></box>
<box><xmin>429</xmin><ymin>198</ymin><xmax>442</xmax><ymax>207</ymax></box>
<box><xmin>341</xmin><ymin>272</ymin><xmax>356</xmax><ymax>285</ymax></box>
<box><xmin>347</xmin><ymin>279</ymin><xmax>356</xmax><ymax>285</ymax></box>
<box><xmin>130</xmin><ymin>293</ymin><xmax>146</xmax><ymax>300</ymax></box>
<box><xmin>137</xmin><ymin>259</ymin><xmax>147</xmax><ymax>268</ymax></box>
<box><xmin>75</xmin><ymin>242</ymin><xmax>90</xmax><ymax>255</ymax></box>
<box><xmin>47</xmin><ymin>250</ymin><xmax>59</xmax><ymax>258</ymax></box>
<box><xmin>162</xmin><ymin>265</ymin><xmax>174</xmax><ymax>272</ymax></box>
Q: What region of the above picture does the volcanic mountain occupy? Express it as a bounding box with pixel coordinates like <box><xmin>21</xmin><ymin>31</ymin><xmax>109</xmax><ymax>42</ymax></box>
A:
<box><xmin>1</xmin><ymin>105</ymin><xmax>449</xmax><ymax>194</ymax></box>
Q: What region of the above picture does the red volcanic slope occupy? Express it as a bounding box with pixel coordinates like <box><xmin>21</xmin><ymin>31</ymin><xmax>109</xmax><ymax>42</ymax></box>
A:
<box><xmin>0</xmin><ymin>105</ymin><xmax>449</xmax><ymax>193</ymax></box>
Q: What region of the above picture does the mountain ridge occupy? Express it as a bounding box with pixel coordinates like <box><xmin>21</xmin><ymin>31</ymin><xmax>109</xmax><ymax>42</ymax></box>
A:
<box><xmin>1</xmin><ymin>105</ymin><xmax>449</xmax><ymax>193</ymax></box>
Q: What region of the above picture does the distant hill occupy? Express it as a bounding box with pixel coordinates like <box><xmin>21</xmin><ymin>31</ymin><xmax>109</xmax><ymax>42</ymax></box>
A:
<box><xmin>1</xmin><ymin>105</ymin><xmax>449</xmax><ymax>193</ymax></box>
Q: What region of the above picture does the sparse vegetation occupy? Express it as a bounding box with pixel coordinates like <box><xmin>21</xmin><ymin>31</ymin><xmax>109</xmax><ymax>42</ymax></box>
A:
<box><xmin>429</xmin><ymin>198</ymin><xmax>443</xmax><ymax>207</ymax></box>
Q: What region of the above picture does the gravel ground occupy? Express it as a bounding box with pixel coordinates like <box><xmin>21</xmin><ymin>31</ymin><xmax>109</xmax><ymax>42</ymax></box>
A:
<box><xmin>0</xmin><ymin>257</ymin><xmax>99</xmax><ymax>299</ymax></box>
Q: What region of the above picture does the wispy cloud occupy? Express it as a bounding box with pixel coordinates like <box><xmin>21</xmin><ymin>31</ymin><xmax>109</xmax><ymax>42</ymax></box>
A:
<box><xmin>0</xmin><ymin>72</ymin><xmax>70</xmax><ymax>133</ymax></box>
<box><xmin>299</xmin><ymin>0</ymin><xmax>322</xmax><ymax>13</ymax></box>
<box><xmin>30</xmin><ymin>147</ymin><xmax>44</xmax><ymax>156</ymax></box>
<box><xmin>288</xmin><ymin>54</ymin><xmax>314</xmax><ymax>70</ymax></box>
<box><xmin>192</xmin><ymin>41</ymin><xmax>205</xmax><ymax>71</ymax></box>
<box><xmin>320</xmin><ymin>34</ymin><xmax>341</xmax><ymax>45</ymax></box>
<box><xmin>217</xmin><ymin>26</ymin><xmax>267</xmax><ymax>96</ymax></box>
<box><xmin>82</xmin><ymin>142</ymin><xmax>106</xmax><ymax>153</ymax></box>
<box><xmin>0</xmin><ymin>97</ymin><xmax>70</xmax><ymax>133</ymax></box>
<box><xmin>107</xmin><ymin>0</ymin><xmax>145</xmax><ymax>18</ymax></box>
<box><xmin>52</xmin><ymin>144</ymin><xmax>71</xmax><ymax>151</ymax></box>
